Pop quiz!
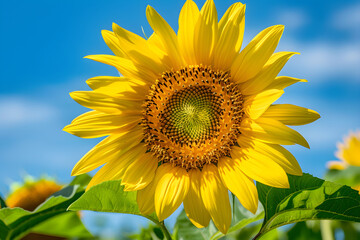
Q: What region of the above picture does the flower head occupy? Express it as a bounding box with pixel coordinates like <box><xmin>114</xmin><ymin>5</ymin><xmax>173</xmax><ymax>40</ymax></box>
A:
<box><xmin>327</xmin><ymin>131</ymin><xmax>360</xmax><ymax>170</ymax></box>
<box><xmin>6</xmin><ymin>177</ymin><xmax>62</xmax><ymax>211</ymax></box>
<box><xmin>64</xmin><ymin>0</ymin><xmax>320</xmax><ymax>233</ymax></box>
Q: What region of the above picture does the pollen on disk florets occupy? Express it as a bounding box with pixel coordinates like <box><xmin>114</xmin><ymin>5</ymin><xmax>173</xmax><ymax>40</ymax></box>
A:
<box><xmin>142</xmin><ymin>65</ymin><xmax>244</xmax><ymax>170</ymax></box>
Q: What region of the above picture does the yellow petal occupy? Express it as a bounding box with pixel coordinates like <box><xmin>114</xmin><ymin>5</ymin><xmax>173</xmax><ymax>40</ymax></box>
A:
<box><xmin>262</xmin><ymin>104</ymin><xmax>320</xmax><ymax>126</ymax></box>
<box><xmin>237</xmin><ymin>135</ymin><xmax>302</xmax><ymax>176</ymax></box>
<box><xmin>218</xmin><ymin>2</ymin><xmax>244</xmax><ymax>34</ymax></box>
<box><xmin>86</xmin><ymin>144</ymin><xmax>147</xmax><ymax>190</ymax></box>
<box><xmin>200</xmin><ymin>164</ymin><xmax>231</xmax><ymax>234</ymax></box>
<box><xmin>244</xmin><ymin>89</ymin><xmax>284</xmax><ymax>119</ymax></box>
<box><xmin>214</xmin><ymin>4</ymin><xmax>245</xmax><ymax>70</ymax></box>
<box><xmin>71</xmin><ymin>126</ymin><xmax>144</xmax><ymax>175</ymax></box>
<box><xmin>231</xmin><ymin>25</ymin><xmax>284</xmax><ymax>83</ymax></box>
<box><xmin>85</xmin><ymin>55</ymin><xmax>156</xmax><ymax>85</ymax></box>
<box><xmin>137</xmin><ymin>164</ymin><xmax>173</xmax><ymax>215</ymax></box>
<box><xmin>122</xmin><ymin>152</ymin><xmax>158</xmax><ymax>191</ymax></box>
<box><xmin>71</xmin><ymin>134</ymin><xmax>121</xmax><ymax>176</ymax></box>
<box><xmin>183</xmin><ymin>169</ymin><xmax>211</xmax><ymax>228</ymax></box>
<box><xmin>101</xmin><ymin>30</ymin><xmax>126</xmax><ymax>57</ymax></box>
<box><xmin>178</xmin><ymin>0</ymin><xmax>200</xmax><ymax>65</ymax></box>
<box><xmin>147</xmin><ymin>33</ymin><xmax>166</xmax><ymax>52</ymax></box>
<box><xmin>327</xmin><ymin>161</ymin><xmax>347</xmax><ymax>170</ymax></box>
<box><xmin>194</xmin><ymin>0</ymin><xmax>219</xmax><ymax>66</ymax></box>
<box><xmin>218</xmin><ymin>157</ymin><xmax>258</xmax><ymax>214</ymax></box>
<box><xmin>69</xmin><ymin>91</ymin><xmax>142</xmax><ymax>115</ymax></box>
<box><xmin>86</xmin><ymin>76</ymin><xmax>146</xmax><ymax>96</ymax></box>
<box><xmin>146</xmin><ymin>6</ymin><xmax>184</xmax><ymax>69</ymax></box>
<box><xmin>241</xmin><ymin>52</ymin><xmax>298</xmax><ymax>95</ymax></box>
<box><xmin>63</xmin><ymin>110</ymin><xmax>140</xmax><ymax>138</ymax></box>
<box><xmin>112</xmin><ymin>23</ymin><xmax>169</xmax><ymax>74</ymax></box>
<box><xmin>231</xmin><ymin>146</ymin><xmax>290</xmax><ymax>188</ymax></box>
<box><xmin>265</xmin><ymin>76</ymin><xmax>307</xmax><ymax>90</ymax></box>
<box><xmin>241</xmin><ymin>118</ymin><xmax>310</xmax><ymax>148</ymax></box>
<box><xmin>155</xmin><ymin>166</ymin><xmax>190</xmax><ymax>221</ymax></box>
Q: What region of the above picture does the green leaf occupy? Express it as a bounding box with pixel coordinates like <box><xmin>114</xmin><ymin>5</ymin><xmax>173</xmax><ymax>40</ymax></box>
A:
<box><xmin>325</xmin><ymin>166</ymin><xmax>360</xmax><ymax>187</ymax></box>
<box><xmin>68</xmin><ymin>180</ymin><xmax>158</xmax><ymax>222</ymax></box>
<box><xmin>173</xmin><ymin>210</ymin><xmax>217</xmax><ymax>240</ymax></box>
<box><xmin>0</xmin><ymin>185</ymin><xmax>85</xmax><ymax>240</ymax></box>
<box><xmin>69</xmin><ymin>173</ymin><xmax>92</xmax><ymax>187</ymax></box>
<box><xmin>0</xmin><ymin>219</ymin><xmax>9</xmax><ymax>239</ymax></box>
<box><xmin>0</xmin><ymin>194</ymin><xmax>7</xmax><ymax>209</ymax></box>
<box><xmin>32</xmin><ymin>212</ymin><xmax>92</xmax><ymax>238</ymax></box>
<box><xmin>173</xmin><ymin>197</ymin><xmax>264</xmax><ymax>240</ymax></box>
<box><xmin>210</xmin><ymin>212</ymin><xmax>264</xmax><ymax>240</ymax></box>
<box><xmin>254</xmin><ymin>173</ymin><xmax>360</xmax><ymax>239</ymax></box>
<box><xmin>129</xmin><ymin>224</ymin><xmax>164</xmax><ymax>240</ymax></box>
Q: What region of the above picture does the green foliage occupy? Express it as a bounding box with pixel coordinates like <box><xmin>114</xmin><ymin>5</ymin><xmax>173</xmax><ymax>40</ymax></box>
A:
<box><xmin>0</xmin><ymin>219</ymin><xmax>9</xmax><ymax>240</ymax></box>
<box><xmin>0</xmin><ymin>175</ymin><xmax>92</xmax><ymax>240</ymax></box>
<box><xmin>173</xmin><ymin>197</ymin><xmax>264</xmax><ymax>240</ymax></box>
<box><xmin>339</xmin><ymin>221</ymin><xmax>360</xmax><ymax>240</ymax></box>
<box><xmin>31</xmin><ymin>212</ymin><xmax>92</xmax><ymax>238</ymax></box>
<box><xmin>173</xmin><ymin>210</ymin><xmax>217</xmax><ymax>240</ymax></box>
<box><xmin>68</xmin><ymin>179</ymin><xmax>158</xmax><ymax>222</ymax></box>
<box><xmin>69</xmin><ymin>173</ymin><xmax>93</xmax><ymax>187</ymax></box>
<box><xmin>286</xmin><ymin>222</ymin><xmax>322</xmax><ymax>240</ymax></box>
<box><xmin>254</xmin><ymin>173</ymin><xmax>360</xmax><ymax>239</ymax></box>
<box><xmin>129</xmin><ymin>224</ymin><xmax>164</xmax><ymax>240</ymax></box>
<box><xmin>210</xmin><ymin>213</ymin><xmax>264</xmax><ymax>240</ymax></box>
<box><xmin>0</xmin><ymin>195</ymin><xmax>7</xmax><ymax>209</ymax></box>
<box><xmin>325</xmin><ymin>166</ymin><xmax>360</xmax><ymax>187</ymax></box>
<box><xmin>0</xmin><ymin>185</ymin><xmax>85</xmax><ymax>239</ymax></box>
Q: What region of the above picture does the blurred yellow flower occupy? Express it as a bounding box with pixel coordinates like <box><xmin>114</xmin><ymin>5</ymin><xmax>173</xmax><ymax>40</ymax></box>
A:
<box><xmin>6</xmin><ymin>177</ymin><xmax>62</xmax><ymax>211</ymax></box>
<box><xmin>327</xmin><ymin>131</ymin><xmax>360</xmax><ymax>170</ymax></box>
<box><xmin>64</xmin><ymin>0</ymin><xmax>319</xmax><ymax>233</ymax></box>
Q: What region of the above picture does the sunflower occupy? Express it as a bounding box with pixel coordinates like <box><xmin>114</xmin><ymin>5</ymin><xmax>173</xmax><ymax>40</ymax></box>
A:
<box><xmin>327</xmin><ymin>131</ymin><xmax>360</xmax><ymax>170</ymax></box>
<box><xmin>64</xmin><ymin>0</ymin><xmax>320</xmax><ymax>233</ymax></box>
<box><xmin>6</xmin><ymin>177</ymin><xmax>62</xmax><ymax>211</ymax></box>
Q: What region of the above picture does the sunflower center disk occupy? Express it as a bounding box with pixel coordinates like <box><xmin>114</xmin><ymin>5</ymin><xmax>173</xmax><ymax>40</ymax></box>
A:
<box><xmin>143</xmin><ymin>66</ymin><xmax>244</xmax><ymax>170</ymax></box>
<box><xmin>163</xmin><ymin>86</ymin><xmax>221</xmax><ymax>143</ymax></box>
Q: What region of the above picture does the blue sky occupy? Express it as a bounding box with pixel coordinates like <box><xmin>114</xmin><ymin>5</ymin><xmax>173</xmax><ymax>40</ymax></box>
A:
<box><xmin>1</xmin><ymin>0</ymin><xmax>360</xmax><ymax>236</ymax></box>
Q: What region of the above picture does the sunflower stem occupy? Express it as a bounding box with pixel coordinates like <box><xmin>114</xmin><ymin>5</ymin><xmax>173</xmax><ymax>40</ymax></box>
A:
<box><xmin>320</xmin><ymin>220</ymin><xmax>334</xmax><ymax>240</ymax></box>
<box><xmin>159</xmin><ymin>220</ymin><xmax>172</xmax><ymax>240</ymax></box>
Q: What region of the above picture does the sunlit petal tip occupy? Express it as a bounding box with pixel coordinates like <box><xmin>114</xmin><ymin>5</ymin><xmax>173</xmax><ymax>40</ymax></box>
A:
<box><xmin>83</xmin><ymin>55</ymin><xmax>94</xmax><ymax>60</ymax></box>
<box><xmin>71</xmin><ymin>164</ymin><xmax>87</xmax><ymax>176</ymax></box>
<box><xmin>111</xmin><ymin>22</ymin><xmax>119</xmax><ymax>29</ymax></box>
<box><xmin>70</xmin><ymin>168</ymin><xmax>79</xmax><ymax>176</ymax></box>
<box><xmin>304</xmin><ymin>140</ymin><xmax>310</xmax><ymax>149</ymax></box>
<box><xmin>183</xmin><ymin>169</ymin><xmax>211</xmax><ymax>228</ymax></box>
<box><xmin>310</xmin><ymin>109</ymin><xmax>321</xmax><ymax>120</ymax></box>
<box><xmin>146</xmin><ymin>5</ymin><xmax>155</xmax><ymax>18</ymax></box>
<box><xmin>218</xmin><ymin>157</ymin><xmax>259</xmax><ymax>215</ymax></box>
<box><xmin>279</xmin><ymin>179</ymin><xmax>290</xmax><ymax>188</ymax></box>
<box><xmin>274</xmin><ymin>24</ymin><xmax>285</xmax><ymax>31</ymax></box>
<box><xmin>100</xmin><ymin>29</ymin><xmax>108</xmax><ymax>36</ymax></box>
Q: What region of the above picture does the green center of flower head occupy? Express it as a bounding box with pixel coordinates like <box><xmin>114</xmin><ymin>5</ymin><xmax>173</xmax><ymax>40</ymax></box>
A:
<box><xmin>162</xmin><ymin>86</ymin><xmax>222</xmax><ymax>144</ymax></box>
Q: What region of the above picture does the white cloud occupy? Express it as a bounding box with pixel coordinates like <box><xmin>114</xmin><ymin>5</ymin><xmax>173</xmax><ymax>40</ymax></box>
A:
<box><xmin>332</xmin><ymin>3</ymin><xmax>360</xmax><ymax>33</ymax></box>
<box><xmin>276</xmin><ymin>8</ymin><xmax>308</xmax><ymax>30</ymax></box>
<box><xmin>0</xmin><ymin>97</ymin><xmax>57</xmax><ymax>128</ymax></box>
<box><xmin>277</xmin><ymin>39</ymin><xmax>360</xmax><ymax>82</ymax></box>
